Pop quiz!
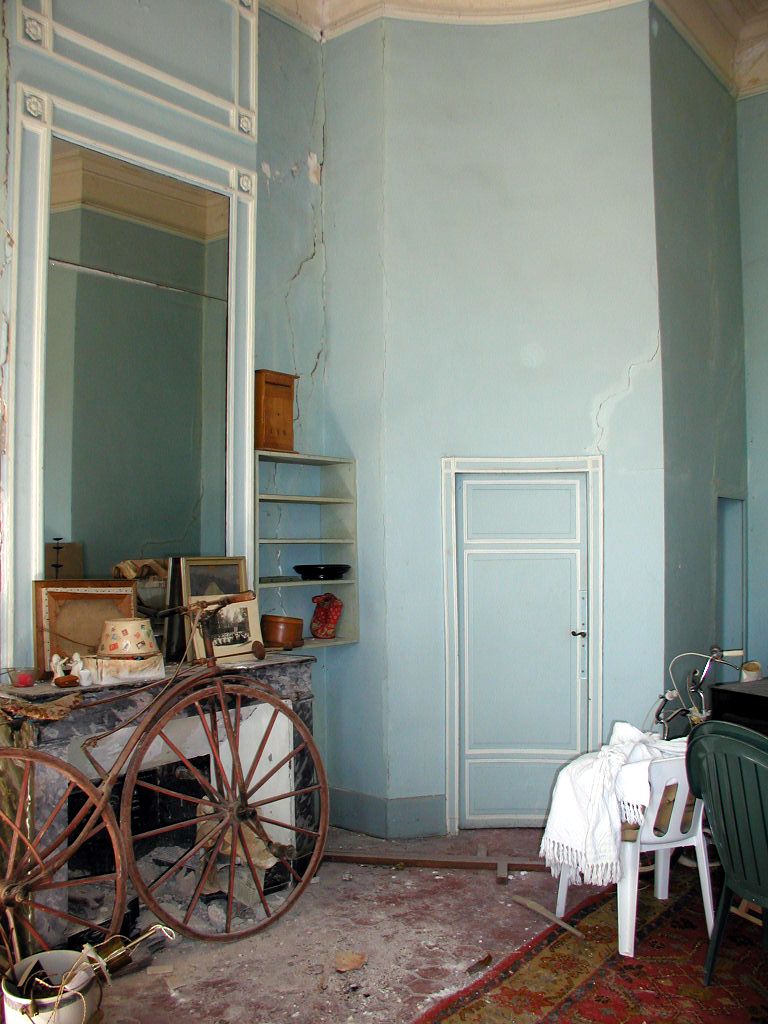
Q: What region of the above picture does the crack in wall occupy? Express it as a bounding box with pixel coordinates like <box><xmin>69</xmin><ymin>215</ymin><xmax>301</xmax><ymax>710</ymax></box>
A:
<box><xmin>315</xmin><ymin>42</ymin><xmax>329</xmax><ymax>419</ymax></box>
<box><xmin>593</xmin><ymin>333</ymin><xmax>661</xmax><ymax>454</ymax></box>
<box><xmin>285</xmin><ymin>183</ymin><xmax>323</xmax><ymax>431</ymax></box>
<box><xmin>284</xmin><ymin>67</ymin><xmax>327</xmax><ymax>438</ymax></box>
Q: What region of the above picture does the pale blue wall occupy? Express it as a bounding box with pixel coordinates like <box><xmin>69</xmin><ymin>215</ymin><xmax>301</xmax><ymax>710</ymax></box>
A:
<box><xmin>323</xmin><ymin>22</ymin><xmax>390</xmax><ymax>828</ymax></box>
<box><xmin>45</xmin><ymin>208</ymin><xmax>227</xmax><ymax>576</ymax></box>
<box><xmin>70</xmin><ymin>272</ymin><xmax>206</xmax><ymax>575</ymax></box>
<box><xmin>44</xmin><ymin>212</ymin><xmax>80</xmax><ymax>544</ymax></box>
<box><xmin>256</xmin><ymin>12</ymin><xmax>325</xmax><ymax>455</ymax></box>
<box><xmin>740</xmin><ymin>92</ymin><xmax>768</xmax><ymax>666</ymax></box>
<box><xmin>323</xmin><ymin>5</ymin><xmax>664</xmax><ymax>833</ymax></box>
<box><xmin>255</xmin><ymin>13</ymin><xmax>335</xmax><ymax>754</ymax></box>
<box><xmin>650</xmin><ymin>10</ymin><xmax>747</xmax><ymax>673</ymax></box>
<box><xmin>3</xmin><ymin>0</ymin><xmax>761</xmax><ymax>837</ymax></box>
<box><xmin>201</xmin><ymin>237</ymin><xmax>229</xmax><ymax>555</ymax></box>
<box><xmin>0</xmin><ymin>11</ymin><xmax>8</xmax><ymax>586</ymax></box>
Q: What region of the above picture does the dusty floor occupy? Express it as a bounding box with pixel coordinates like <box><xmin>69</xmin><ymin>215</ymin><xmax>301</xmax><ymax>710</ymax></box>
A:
<box><xmin>101</xmin><ymin>827</ymin><xmax>595</xmax><ymax>1024</ymax></box>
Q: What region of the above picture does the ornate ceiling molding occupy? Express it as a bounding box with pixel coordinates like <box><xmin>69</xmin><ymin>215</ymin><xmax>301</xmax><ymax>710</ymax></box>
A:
<box><xmin>50</xmin><ymin>141</ymin><xmax>229</xmax><ymax>241</ymax></box>
<box><xmin>260</xmin><ymin>0</ymin><xmax>768</xmax><ymax>95</ymax></box>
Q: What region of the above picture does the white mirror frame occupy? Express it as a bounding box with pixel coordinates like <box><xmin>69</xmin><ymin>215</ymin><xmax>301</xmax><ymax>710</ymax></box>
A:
<box><xmin>2</xmin><ymin>84</ymin><xmax>256</xmax><ymax>665</ymax></box>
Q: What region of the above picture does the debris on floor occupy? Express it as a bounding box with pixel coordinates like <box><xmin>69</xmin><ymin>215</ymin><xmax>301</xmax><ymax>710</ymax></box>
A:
<box><xmin>334</xmin><ymin>951</ymin><xmax>367</xmax><ymax>973</ymax></box>
<box><xmin>466</xmin><ymin>952</ymin><xmax>493</xmax><ymax>974</ymax></box>
<box><xmin>99</xmin><ymin>827</ymin><xmax>586</xmax><ymax>1024</ymax></box>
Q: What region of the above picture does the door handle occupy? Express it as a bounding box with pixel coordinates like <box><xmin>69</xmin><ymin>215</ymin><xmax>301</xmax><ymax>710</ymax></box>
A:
<box><xmin>570</xmin><ymin>630</ymin><xmax>587</xmax><ymax>638</ymax></box>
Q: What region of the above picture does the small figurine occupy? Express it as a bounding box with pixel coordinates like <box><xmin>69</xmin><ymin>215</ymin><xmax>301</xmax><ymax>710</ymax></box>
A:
<box><xmin>50</xmin><ymin>652</ymin><xmax>84</xmax><ymax>688</ymax></box>
<box><xmin>50</xmin><ymin>653</ymin><xmax>67</xmax><ymax>679</ymax></box>
<box><xmin>310</xmin><ymin>593</ymin><xmax>343</xmax><ymax>640</ymax></box>
<box><xmin>70</xmin><ymin>652</ymin><xmax>93</xmax><ymax>687</ymax></box>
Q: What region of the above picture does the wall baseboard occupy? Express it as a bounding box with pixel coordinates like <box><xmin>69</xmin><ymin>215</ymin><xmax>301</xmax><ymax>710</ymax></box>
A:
<box><xmin>329</xmin><ymin>788</ymin><xmax>446</xmax><ymax>838</ymax></box>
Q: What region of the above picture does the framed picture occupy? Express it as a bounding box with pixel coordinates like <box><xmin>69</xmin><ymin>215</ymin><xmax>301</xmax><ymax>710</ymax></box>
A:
<box><xmin>33</xmin><ymin>579</ymin><xmax>137</xmax><ymax>671</ymax></box>
<box><xmin>180</xmin><ymin>556</ymin><xmax>248</xmax><ymax>603</ymax></box>
<box><xmin>189</xmin><ymin>597</ymin><xmax>263</xmax><ymax>662</ymax></box>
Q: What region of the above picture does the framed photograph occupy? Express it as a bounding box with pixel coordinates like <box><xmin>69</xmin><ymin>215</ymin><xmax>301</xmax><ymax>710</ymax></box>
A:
<box><xmin>190</xmin><ymin>597</ymin><xmax>263</xmax><ymax>662</ymax></box>
<box><xmin>33</xmin><ymin>579</ymin><xmax>137</xmax><ymax>671</ymax></box>
<box><xmin>180</xmin><ymin>556</ymin><xmax>248</xmax><ymax>602</ymax></box>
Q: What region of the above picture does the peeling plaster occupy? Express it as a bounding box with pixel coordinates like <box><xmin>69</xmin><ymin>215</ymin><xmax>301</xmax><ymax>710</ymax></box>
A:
<box><xmin>307</xmin><ymin>151</ymin><xmax>321</xmax><ymax>185</ymax></box>
<box><xmin>260</xmin><ymin>160</ymin><xmax>272</xmax><ymax>196</ymax></box>
<box><xmin>592</xmin><ymin>334</ymin><xmax>660</xmax><ymax>453</ymax></box>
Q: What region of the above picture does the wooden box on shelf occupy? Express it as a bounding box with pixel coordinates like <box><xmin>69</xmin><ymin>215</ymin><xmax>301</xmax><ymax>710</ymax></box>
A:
<box><xmin>255</xmin><ymin>370</ymin><xmax>298</xmax><ymax>452</ymax></box>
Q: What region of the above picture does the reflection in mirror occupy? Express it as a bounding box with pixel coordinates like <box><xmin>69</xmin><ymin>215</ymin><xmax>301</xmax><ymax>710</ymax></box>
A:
<box><xmin>45</xmin><ymin>141</ymin><xmax>230</xmax><ymax>577</ymax></box>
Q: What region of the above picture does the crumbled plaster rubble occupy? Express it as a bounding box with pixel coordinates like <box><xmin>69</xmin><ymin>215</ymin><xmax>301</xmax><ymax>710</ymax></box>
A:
<box><xmin>101</xmin><ymin>827</ymin><xmax>595</xmax><ymax>1024</ymax></box>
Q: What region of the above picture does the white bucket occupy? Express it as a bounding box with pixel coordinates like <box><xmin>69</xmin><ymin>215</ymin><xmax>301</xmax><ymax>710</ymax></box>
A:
<box><xmin>2</xmin><ymin>950</ymin><xmax>101</xmax><ymax>1024</ymax></box>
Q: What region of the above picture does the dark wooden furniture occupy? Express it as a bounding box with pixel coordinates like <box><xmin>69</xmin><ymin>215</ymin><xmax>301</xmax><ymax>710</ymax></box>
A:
<box><xmin>709</xmin><ymin>679</ymin><xmax>768</xmax><ymax>738</ymax></box>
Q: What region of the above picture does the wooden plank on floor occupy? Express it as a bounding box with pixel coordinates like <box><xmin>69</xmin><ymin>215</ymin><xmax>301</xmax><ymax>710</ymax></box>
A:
<box><xmin>323</xmin><ymin>850</ymin><xmax>547</xmax><ymax>873</ymax></box>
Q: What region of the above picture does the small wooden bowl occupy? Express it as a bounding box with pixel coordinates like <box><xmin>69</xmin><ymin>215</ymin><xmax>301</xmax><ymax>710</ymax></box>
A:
<box><xmin>260</xmin><ymin>615</ymin><xmax>304</xmax><ymax>650</ymax></box>
<box><xmin>262</xmin><ymin>614</ymin><xmax>303</xmax><ymax>647</ymax></box>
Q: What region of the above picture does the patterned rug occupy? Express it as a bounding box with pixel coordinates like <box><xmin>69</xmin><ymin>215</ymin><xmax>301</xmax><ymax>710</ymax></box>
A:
<box><xmin>414</xmin><ymin>875</ymin><xmax>767</xmax><ymax>1023</ymax></box>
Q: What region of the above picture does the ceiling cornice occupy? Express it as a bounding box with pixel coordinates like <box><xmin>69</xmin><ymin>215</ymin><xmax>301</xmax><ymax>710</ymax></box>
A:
<box><xmin>260</xmin><ymin>0</ymin><xmax>768</xmax><ymax>96</ymax></box>
<box><xmin>50</xmin><ymin>141</ymin><xmax>229</xmax><ymax>241</ymax></box>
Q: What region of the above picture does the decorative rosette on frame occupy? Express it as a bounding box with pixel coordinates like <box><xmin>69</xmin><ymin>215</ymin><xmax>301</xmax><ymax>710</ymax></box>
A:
<box><xmin>310</xmin><ymin>592</ymin><xmax>343</xmax><ymax>639</ymax></box>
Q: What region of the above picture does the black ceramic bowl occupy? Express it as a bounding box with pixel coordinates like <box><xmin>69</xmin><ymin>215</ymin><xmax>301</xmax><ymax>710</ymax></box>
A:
<box><xmin>293</xmin><ymin>564</ymin><xmax>351</xmax><ymax>581</ymax></box>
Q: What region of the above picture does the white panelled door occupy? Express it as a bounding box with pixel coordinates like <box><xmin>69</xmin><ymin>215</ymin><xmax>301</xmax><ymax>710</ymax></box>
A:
<box><xmin>456</xmin><ymin>472</ymin><xmax>590</xmax><ymax>827</ymax></box>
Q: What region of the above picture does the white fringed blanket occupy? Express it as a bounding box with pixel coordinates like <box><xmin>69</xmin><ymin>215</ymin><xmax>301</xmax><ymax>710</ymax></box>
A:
<box><xmin>539</xmin><ymin>723</ymin><xmax>687</xmax><ymax>886</ymax></box>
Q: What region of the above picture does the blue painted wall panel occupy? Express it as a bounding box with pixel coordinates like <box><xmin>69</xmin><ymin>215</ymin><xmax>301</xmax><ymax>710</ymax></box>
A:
<box><xmin>323</xmin><ymin>22</ymin><xmax>389</xmax><ymax>801</ymax></box>
<box><xmin>324</xmin><ymin>5</ymin><xmax>665</xmax><ymax>816</ymax></box>
<box><xmin>649</xmin><ymin>9</ymin><xmax>747</xmax><ymax>670</ymax></box>
<box><xmin>255</xmin><ymin>12</ymin><xmax>333</xmax><ymax>755</ymax></box>
<box><xmin>256</xmin><ymin>13</ymin><xmax>325</xmax><ymax>455</ymax></box>
<box><xmin>382</xmin><ymin>9</ymin><xmax>663</xmax><ymax>795</ymax></box>
<box><xmin>740</xmin><ymin>92</ymin><xmax>768</xmax><ymax>667</ymax></box>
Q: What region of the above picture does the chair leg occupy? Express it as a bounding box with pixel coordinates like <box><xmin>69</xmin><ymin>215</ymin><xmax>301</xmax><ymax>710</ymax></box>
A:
<box><xmin>617</xmin><ymin>840</ymin><xmax>641</xmax><ymax>957</ymax></box>
<box><xmin>692</xmin><ymin>831</ymin><xmax>715</xmax><ymax>935</ymax></box>
<box><xmin>654</xmin><ymin>848</ymin><xmax>671</xmax><ymax>900</ymax></box>
<box><xmin>555</xmin><ymin>867</ymin><xmax>571</xmax><ymax>918</ymax></box>
<box><xmin>703</xmin><ymin>884</ymin><xmax>733</xmax><ymax>986</ymax></box>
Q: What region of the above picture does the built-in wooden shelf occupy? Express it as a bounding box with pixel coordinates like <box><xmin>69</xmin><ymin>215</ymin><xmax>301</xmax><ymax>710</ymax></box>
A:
<box><xmin>259</xmin><ymin>578</ymin><xmax>357</xmax><ymax>589</ymax></box>
<box><xmin>255</xmin><ymin>451</ymin><xmax>359</xmax><ymax>649</ymax></box>
<box><xmin>259</xmin><ymin>493</ymin><xmax>353</xmax><ymax>505</ymax></box>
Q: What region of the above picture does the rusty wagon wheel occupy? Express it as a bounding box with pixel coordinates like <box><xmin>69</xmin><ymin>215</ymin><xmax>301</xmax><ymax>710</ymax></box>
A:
<box><xmin>120</xmin><ymin>677</ymin><xmax>329</xmax><ymax>941</ymax></box>
<box><xmin>0</xmin><ymin>748</ymin><xmax>127</xmax><ymax>964</ymax></box>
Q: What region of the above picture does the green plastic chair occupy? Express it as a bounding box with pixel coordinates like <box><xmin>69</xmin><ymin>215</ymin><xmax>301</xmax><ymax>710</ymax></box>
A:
<box><xmin>686</xmin><ymin>720</ymin><xmax>768</xmax><ymax>985</ymax></box>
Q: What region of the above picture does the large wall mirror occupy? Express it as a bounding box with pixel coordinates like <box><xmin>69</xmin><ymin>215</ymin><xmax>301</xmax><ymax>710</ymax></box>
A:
<box><xmin>46</xmin><ymin>141</ymin><xmax>230</xmax><ymax>576</ymax></box>
<box><xmin>5</xmin><ymin>87</ymin><xmax>256</xmax><ymax>665</ymax></box>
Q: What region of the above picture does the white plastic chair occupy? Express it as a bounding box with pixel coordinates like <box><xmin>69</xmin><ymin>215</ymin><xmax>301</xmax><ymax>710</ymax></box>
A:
<box><xmin>555</xmin><ymin>755</ymin><xmax>715</xmax><ymax>957</ymax></box>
